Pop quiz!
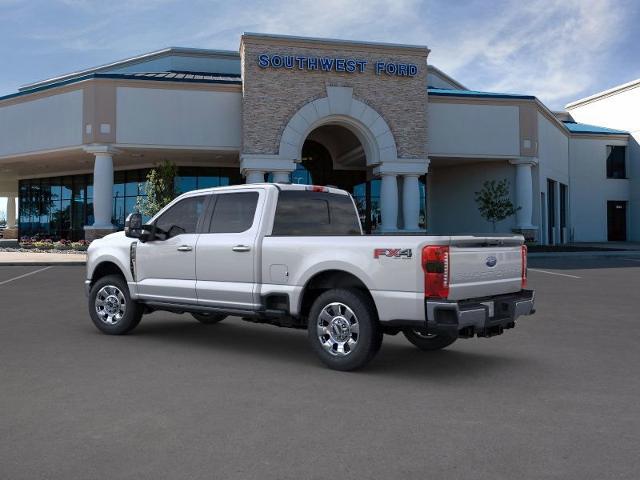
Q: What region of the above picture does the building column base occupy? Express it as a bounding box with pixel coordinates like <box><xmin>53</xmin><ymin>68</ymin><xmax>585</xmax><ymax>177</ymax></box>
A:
<box><xmin>84</xmin><ymin>226</ymin><xmax>117</xmax><ymax>242</ymax></box>
<box><xmin>2</xmin><ymin>227</ymin><xmax>18</xmax><ymax>240</ymax></box>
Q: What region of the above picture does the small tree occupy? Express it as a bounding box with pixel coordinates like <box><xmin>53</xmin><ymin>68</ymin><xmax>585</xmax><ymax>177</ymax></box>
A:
<box><xmin>474</xmin><ymin>179</ymin><xmax>520</xmax><ymax>232</ymax></box>
<box><xmin>136</xmin><ymin>160</ymin><xmax>178</xmax><ymax>218</ymax></box>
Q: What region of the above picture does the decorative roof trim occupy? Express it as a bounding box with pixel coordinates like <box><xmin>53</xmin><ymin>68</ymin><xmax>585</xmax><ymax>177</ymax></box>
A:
<box><xmin>19</xmin><ymin>47</ymin><xmax>240</xmax><ymax>92</ymax></box>
<box><xmin>1</xmin><ymin>72</ymin><xmax>242</xmax><ymax>104</ymax></box>
<box><xmin>565</xmin><ymin>78</ymin><xmax>640</xmax><ymax>109</ymax></box>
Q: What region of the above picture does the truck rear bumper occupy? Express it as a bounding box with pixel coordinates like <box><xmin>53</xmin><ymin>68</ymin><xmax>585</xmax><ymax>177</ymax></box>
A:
<box><xmin>426</xmin><ymin>289</ymin><xmax>535</xmax><ymax>338</ymax></box>
<box><xmin>383</xmin><ymin>289</ymin><xmax>535</xmax><ymax>338</ymax></box>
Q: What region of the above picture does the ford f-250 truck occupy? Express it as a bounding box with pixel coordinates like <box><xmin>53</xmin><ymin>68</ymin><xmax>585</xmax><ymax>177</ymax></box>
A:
<box><xmin>85</xmin><ymin>183</ymin><xmax>535</xmax><ymax>370</ymax></box>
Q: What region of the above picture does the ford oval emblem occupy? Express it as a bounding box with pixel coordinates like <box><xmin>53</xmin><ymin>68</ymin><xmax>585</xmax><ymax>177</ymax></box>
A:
<box><xmin>486</xmin><ymin>255</ymin><xmax>497</xmax><ymax>267</ymax></box>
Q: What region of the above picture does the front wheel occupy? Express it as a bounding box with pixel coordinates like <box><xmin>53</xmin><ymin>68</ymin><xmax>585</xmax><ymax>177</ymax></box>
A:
<box><xmin>89</xmin><ymin>274</ymin><xmax>143</xmax><ymax>335</ymax></box>
<box><xmin>403</xmin><ymin>329</ymin><xmax>457</xmax><ymax>351</ymax></box>
<box><xmin>308</xmin><ymin>289</ymin><xmax>382</xmax><ymax>371</ymax></box>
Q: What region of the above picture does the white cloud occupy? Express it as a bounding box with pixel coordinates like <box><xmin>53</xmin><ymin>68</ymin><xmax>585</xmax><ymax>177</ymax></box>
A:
<box><xmin>425</xmin><ymin>0</ymin><xmax>631</xmax><ymax>108</ymax></box>
<box><xmin>4</xmin><ymin>0</ymin><xmax>635</xmax><ymax>109</ymax></box>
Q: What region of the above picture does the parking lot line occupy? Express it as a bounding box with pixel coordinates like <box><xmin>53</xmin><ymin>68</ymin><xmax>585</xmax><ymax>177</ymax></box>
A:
<box><xmin>528</xmin><ymin>268</ymin><xmax>581</xmax><ymax>279</ymax></box>
<box><xmin>623</xmin><ymin>258</ymin><xmax>640</xmax><ymax>263</ymax></box>
<box><xmin>0</xmin><ymin>266</ymin><xmax>52</xmax><ymax>286</ymax></box>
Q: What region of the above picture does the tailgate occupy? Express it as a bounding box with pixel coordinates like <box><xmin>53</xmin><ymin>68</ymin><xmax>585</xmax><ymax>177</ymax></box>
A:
<box><xmin>448</xmin><ymin>238</ymin><xmax>523</xmax><ymax>300</ymax></box>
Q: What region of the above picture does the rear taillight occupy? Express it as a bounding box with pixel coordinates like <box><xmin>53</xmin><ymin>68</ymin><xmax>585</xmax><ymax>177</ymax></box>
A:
<box><xmin>521</xmin><ymin>244</ymin><xmax>528</xmax><ymax>289</ymax></box>
<box><xmin>422</xmin><ymin>245</ymin><xmax>450</xmax><ymax>299</ymax></box>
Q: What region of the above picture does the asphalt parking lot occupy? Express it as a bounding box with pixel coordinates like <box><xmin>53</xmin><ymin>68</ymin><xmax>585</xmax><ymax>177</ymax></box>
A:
<box><xmin>1</xmin><ymin>258</ymin><xmax>639</xmax><ymax>479</ymax></box>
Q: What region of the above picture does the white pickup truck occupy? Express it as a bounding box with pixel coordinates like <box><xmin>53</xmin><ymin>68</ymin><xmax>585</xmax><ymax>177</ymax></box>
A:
<box><xmin>85</xmin><ymin>183</ymin><xmax>535</xmax><ymax>370</ymax></box>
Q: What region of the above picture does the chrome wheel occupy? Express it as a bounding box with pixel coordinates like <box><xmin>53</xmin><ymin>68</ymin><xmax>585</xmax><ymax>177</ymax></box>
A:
<box><xmin>95</xmin><ymin>285</ymin><xmax>127</xmax><ymax>325</ymax></box>
<box><xmin>316</xmin><ymin>302</ymin><xmax>359</xmax><ymax>357</ymax></box>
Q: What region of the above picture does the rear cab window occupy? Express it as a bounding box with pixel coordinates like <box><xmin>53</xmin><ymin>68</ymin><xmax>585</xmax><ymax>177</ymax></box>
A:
<box><xmin>272</xmin><ymin>191</ymin><xmax>361</xmax><ymax>236</ymax></box>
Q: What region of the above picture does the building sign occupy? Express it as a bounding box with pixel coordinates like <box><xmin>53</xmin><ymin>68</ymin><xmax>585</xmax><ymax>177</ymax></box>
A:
<box><xmin>257</xmin><ymin>53</ymin><xmax>418</xmax><ymax>77</ymax></box>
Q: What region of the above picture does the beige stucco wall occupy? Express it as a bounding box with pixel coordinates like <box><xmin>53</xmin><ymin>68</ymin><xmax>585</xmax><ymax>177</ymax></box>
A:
<box><xmin>240</xmin><ymin>35</ymin><xmax>429</xmax><ymax>160</ymax></box>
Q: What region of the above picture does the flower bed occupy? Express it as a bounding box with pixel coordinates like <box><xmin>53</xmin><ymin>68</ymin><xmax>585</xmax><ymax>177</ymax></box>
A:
<box><xmin>0</xmin><ymin>237</ymin><xmax>91</xmax><ymax>254</ymax></box>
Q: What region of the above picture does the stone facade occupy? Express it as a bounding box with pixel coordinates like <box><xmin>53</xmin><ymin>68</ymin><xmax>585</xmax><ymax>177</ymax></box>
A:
<box><xmin>240</xmin><ymin>34</ymin><xmax>429</xmax><ymax>161</ymax></box>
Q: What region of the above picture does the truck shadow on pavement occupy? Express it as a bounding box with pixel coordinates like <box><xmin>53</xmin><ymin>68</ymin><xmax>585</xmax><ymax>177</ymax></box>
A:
<box><xmin>129</xmin><ymin>316</ymin><xmax>533</xmax><ymax>379</ymax></box>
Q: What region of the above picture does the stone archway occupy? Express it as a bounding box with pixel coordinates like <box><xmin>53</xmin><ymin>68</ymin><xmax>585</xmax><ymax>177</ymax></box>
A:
<box><xmin>278</xmin><ymin>86</ymin><xmax>398</xmax><ymax>166</ymax></box>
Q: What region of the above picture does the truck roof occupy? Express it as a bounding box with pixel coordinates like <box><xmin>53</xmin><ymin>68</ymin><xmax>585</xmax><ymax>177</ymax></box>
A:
<box><xmin>179</xmin><ymin>183</ymin><xmax>351</xmax><ymax>197</ymax></box>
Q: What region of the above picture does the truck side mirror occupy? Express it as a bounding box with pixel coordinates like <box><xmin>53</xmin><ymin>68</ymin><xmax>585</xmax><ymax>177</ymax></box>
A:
<box><xmin>124</xmin><ymin>213</ymin><xmax>143</xmax><ymax>239</ymax></box>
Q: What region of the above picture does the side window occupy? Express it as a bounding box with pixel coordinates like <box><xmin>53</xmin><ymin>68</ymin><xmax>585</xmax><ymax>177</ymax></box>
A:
<box><xmin>272</xmin><ymin>191</ymin><xmax>361</xmax><ymax>235</ymax></box>
<box><xmin>155</xmin><ymin>195</ymin><xmax>207</xmax><ymax>238</ymax></box>
<box><xmin>209</xmin><ymin>192</ymin><xmax>259</xmax><ymax>233</ymax></box>
<box><xmin>606</xmin><ymin>145</ymin><xmax>626</xmax><ymax>179</ymax></box>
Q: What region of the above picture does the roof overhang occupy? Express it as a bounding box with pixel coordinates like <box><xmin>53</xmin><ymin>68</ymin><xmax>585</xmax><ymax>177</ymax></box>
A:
<box><xmin>565</xmin><ymin>78</ymin><xmax>640</xmax><ymax>109</ymax></box>
<box><xmin>19</xmin><ymin>47</ymin><xmax>240</xmax><ymax>93</ymax></box>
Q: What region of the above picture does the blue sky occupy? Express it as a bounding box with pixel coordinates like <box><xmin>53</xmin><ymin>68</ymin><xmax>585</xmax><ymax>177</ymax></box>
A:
<box><xmin>1</xmin><ymin>0</ymin><xmax>640</xmax><ymax>215</ymax></box>
<box><xmin>1</xmin><ymin>0</ymin><xmax>639</xmax><ymax>109</ymax></box>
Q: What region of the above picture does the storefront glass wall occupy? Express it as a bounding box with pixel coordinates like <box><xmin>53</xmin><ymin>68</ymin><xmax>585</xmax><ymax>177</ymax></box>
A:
<box><xmin>19</xmin><ymin>167</ymin><xmax>242</xmax><ymax>240</ymax></box>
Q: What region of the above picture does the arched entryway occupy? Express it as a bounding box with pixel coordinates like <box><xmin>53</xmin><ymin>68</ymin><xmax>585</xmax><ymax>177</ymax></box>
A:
<box><xmin>244</xmin><ymin>86</ymin><xmax>429</xmax><ymax>232</ymax></box>
<box><xmin>299</xmin><ymin>124</ymin><xmax>381</xmax><ymax>233</ymax></box>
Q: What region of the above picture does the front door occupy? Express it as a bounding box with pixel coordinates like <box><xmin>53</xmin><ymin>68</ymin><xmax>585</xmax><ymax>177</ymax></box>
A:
<box><xmin>196</xmin><ymin>190</ymin><xmax>262</xmax><ymax>310</ymax></box>
<box><xmin>135</xmin><ymin>194</ymin><xmax>209</xmax><ymax>304</ymax></box>
<box><xmin>607</xmin><ymin>201</ymin><xmax>627</xmax><ymax>241</ymax></box>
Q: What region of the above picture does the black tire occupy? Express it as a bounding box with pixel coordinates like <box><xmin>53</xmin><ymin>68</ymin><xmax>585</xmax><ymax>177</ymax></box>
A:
<box><xmin>402</xmin><ymin>329</ymin><xmax>457</xmax><ymax>351</ymax></box>
<box><xmin>307</xmin><ymin>289</ymin><xmax>382</xmax><ymax>371</ymax></box>
<box><xmin>88</xmin><ymin>274</ymin><xmax>143</xmax><ymax>335</ymax></box>
<box><xmin>191</xmin><ymin>312</ymin><xmax>227</xmax><ymax>324</ymax></box>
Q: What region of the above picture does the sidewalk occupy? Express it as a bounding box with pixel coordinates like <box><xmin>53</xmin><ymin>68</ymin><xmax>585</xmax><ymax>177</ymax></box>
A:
<box><xmin>0</xmin><ymin>252</ymin><xmax>86</xmax><ymax>266</ymax></box>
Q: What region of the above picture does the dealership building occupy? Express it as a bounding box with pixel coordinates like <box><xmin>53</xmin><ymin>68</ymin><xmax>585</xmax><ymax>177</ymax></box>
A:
<box><xmin>0</xmin><ymin>33</ymin><xmax>637</xmax><ymax>242</ymax></box>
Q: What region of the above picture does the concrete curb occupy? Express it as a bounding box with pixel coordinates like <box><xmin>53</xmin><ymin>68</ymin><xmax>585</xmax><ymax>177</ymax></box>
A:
<box><xmin>529</xmin><ymin>251</ymin><xmax>640</xmax><ymax>258</ymax></box>
<box><xmin>0</xmin><ymin>261</ymin><xmax>86</xmax><ymax>266</ymax></box>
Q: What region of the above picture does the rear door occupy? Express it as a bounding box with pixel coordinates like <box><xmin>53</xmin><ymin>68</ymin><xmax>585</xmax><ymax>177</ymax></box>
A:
<box><xmin>135</xmin><ymin>194</ymin><xmax>209</xmax><ymax>304</ymax></box>
<box><xmin>195</xmin><ymin>189</ymin><xmax>263</xmax><ymax>310</ymax></box>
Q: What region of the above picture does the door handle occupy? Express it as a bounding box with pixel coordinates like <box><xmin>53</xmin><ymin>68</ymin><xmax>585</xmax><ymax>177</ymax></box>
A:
<box><xmin>232</xmin><ymin>245</ymin><xmax>251</xmax><ymax>252</ymax></box>
<box><xmin>177</xmin><ymin>245</ymin><xmax>193</xmax><ymax>252</ymax></box>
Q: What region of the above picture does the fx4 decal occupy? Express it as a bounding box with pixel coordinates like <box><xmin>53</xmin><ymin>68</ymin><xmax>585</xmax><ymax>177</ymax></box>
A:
<box><xmin>373</xmin><ymin>248</ymin><xmax>413</xmax><ymax>259</ymax></box>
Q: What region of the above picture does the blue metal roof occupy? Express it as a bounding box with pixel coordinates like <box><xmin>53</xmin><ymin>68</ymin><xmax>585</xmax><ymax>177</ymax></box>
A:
<box><xmin>0</xmin><ymin>71</ymin><xmax>242</xmax><ymax>102</ymax></box>
<box><xmin>562</xmin><ymin>121</ymin><xmax>628</xmax><ymax>135</ymax></box>
<box><xmin>427</xmin><ymin>87</ymin><xmax>535</xmax><ymax>100</ymax></box>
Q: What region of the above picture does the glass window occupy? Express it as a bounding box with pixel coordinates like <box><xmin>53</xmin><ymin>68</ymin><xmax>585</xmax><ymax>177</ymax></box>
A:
<box><xmin>155</xmin><ymin>195</ymin><xmax>207</xmax><ymax>237</ymax></box>
<box><xmin>113</xmin><ymin>171</ymin><xmax>125</xmax><ymax>198</ymax></box>
<box><xmin>272</xmin><ymin>191</ymin><xmax>361</xmax><ymax>236</ymax></box>
<box><xmin>606</xmin><ymin>146</ymin><xmax>626</xmax><ymax>179</ymax></box>
<box><xmin>175</xmin><ymin>176</ymin><xmax>197</xmax><ymax>195</ymax></box>
<box><xmin>125</xmin><ymin>172</ymin><xmax>139</xmax><ymax>197</ymax></box>
<box><xmin>113</xmin><ymin>197</ymin><xmax>125</xmax><ymax>229</ymax></box>
<box><xmin>61</xmin><ymin>178</ymin><xmax>73</xmax><ymax>200</ymax></box>
<box><xmin>209</xmin><ymin>192</ymin><xmax>258</xmax><ymax>234</ymax></box>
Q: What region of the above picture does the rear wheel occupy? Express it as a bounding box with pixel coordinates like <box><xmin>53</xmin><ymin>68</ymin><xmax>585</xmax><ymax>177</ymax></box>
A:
<box><xmin>403</xmin><ymin>329</ymin><xmax>457</xmax><ymax>351</ymax></box>
<box><xmin>191</xmin><ymin>312</ymin><xmax>227</xmax><ymax>324</ymax></box>
<box><xmin>308</xmin><ymin>289</ymin><xmax>382</xmax><ymax>371</ymax></box>
<box><xmin>89</xmin><ymin>274</ymin><xmax>143</xmax><ymax>335</ymax></box>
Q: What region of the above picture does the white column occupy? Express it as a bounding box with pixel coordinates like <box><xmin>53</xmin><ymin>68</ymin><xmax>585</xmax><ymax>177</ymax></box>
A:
<box><xmin>6</xmin><ymin>195</ymin><xmax>17</xmax><ymax>229</ymax></box>
<box><xmin>380</xmin><ymin>173</ymin><xmax>399</xmax><ymax>232</ymax></box>
<box><xmin>84</xmin><ymin>146</ymin><xmax>118</xmax><ymax>232</ymax></box>
<box><xmin>272</xmin><ymin>171</ymin><xmax>290</xmax><ymax>184</ymax></box>
<box><xmin>402</xmin><ymin>174</ymin><xmax>420</xmax><ymax>231</ymax></box>
<box><xmin>92</xmin><ymin>152</ymin><xmax>115</xmax><ymax>228</ymax></box>
<box><xmin>510</xmin><ymin>158</ymin><xmax>537</xmax><ymax>229</ymax></box>
<box><xmin>245</xmin><ymin>170</ymin><xmax>265</xmax><ymax>184</ymax></box>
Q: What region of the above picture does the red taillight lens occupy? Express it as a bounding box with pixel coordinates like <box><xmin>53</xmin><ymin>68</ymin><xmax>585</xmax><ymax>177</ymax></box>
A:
<box><xmin>422</xmin><ymin>245</ymin><xmax>450</xmax><ymax>299</ymax></box>
<box><xmin>521</xmin><ymin>244</ymin><xmax>528</xmax><ymax>289</ymax></box>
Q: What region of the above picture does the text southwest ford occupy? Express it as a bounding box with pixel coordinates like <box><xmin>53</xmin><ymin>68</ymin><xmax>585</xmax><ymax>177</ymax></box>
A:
<box><xmin>85</xmin><ymin>183</ymin><xmax>535</xmax><ymax>371</ymax></box>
